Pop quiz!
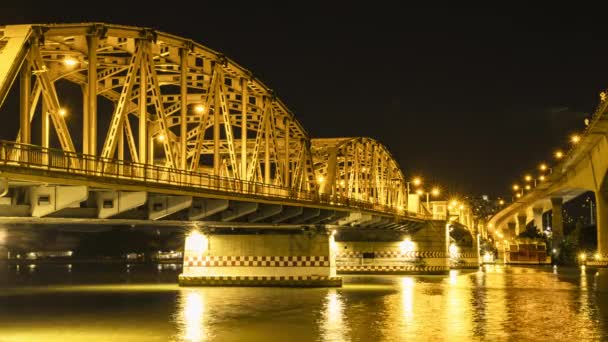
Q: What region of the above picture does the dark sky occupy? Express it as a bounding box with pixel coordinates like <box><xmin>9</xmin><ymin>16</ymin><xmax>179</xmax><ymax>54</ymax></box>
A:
<box><xmin>1</xmin><ymin>2</ymin><xmax>605</xmax><ymax>198</ymax></box>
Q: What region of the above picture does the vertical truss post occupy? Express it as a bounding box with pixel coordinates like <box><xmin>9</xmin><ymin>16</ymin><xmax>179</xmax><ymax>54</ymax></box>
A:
<box><xmin>284</xmin><ymin>117</ymin><xmax>290</xmax><ymax>188</ymax></box>
<box><xmin>87</xmin><ymin>34</ymin><xmax>98</xmax><ymax>156</ymax></box>
<box><xmin>148</xmin><ymin>130</ymin><xmax>154</xmax><ymax>166</ymax></box>
<box><xmin>180</xmin><ymin>48</ymin><xmax>188</xmax><ymax>171</ymax></box>
<box><xmin>241</xmin><ymin>78</ymin><xmax>248</xmax><ymax>180</ymax></box>
<box><xmin>324</xmin><ymin>150</ymin><xmax>337</xmax><ymax>195</ymax></box>
<box><xmin>41</xmin><ymin>100</ymin><xmax>49</xmax><ymax>164</ymax></box>
<box><xmin>118</xmin><ymin>122</ymin><xmax>124</xmax><ymax>174</ymax></box>
<box><xmin>19</xmin><ymin>56</ymin><xmax>30</xmax><ymax>145</ymax></box>
<box><xmin>264</xmin><ymin>102</ymin><xmax>271</xmax><ymax>185</ymax></box>
<box><xmin>213</xmin><ymin>73</ymin><xmax>221</xmax><ymax>177</ymax></box>
<box><xmin>139</xmin><ymin>41</ymin><xmax>148</xmax><ymax>165</ymax></box>
<box><xmin>354</xmin><ymin>146</ymin><xmax>359</xmax><ymax>198</ymax></box>
<box><xmin>82</xmin><ymin>84</ymin><xmax>89</xmax><ymax>154</ymax></box>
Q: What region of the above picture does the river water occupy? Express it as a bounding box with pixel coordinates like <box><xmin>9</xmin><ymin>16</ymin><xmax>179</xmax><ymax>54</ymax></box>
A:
<box><xmin>0</xmin><ymin>263</ymin><xmax>606</xmax><ymax>341</ymax></box>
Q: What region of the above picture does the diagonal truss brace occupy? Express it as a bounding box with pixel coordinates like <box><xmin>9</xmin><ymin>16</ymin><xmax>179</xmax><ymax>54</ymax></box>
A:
<box><xmin>30</xmin><ymin>44</ymin><xmax>78</xmax><ymax>167</ymax></box>
<box><xmin>100</xmin><ymin>42</ymin><xmax>143</xmax><ymax>160</ymax></box>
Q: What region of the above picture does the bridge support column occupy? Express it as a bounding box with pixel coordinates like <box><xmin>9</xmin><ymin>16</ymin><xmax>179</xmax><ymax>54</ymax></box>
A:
<box><xmin>334</xmin><ymin>222</ymin><xmax>449</xmax><ymax>275</ymax></box>
<box><xmin>533</xmin><ymin>207</ymin><xmax>544</xmax><ymax>233</ymax></box>
<box><xmin>179</xmin><ymin>228</ymin><xmax>341</xmax><ymax>287</ymax></box>
<box><xmin>596</xmin><ymin>191</ymin><xmax>608</xmax><ymax>259</ymax></box>
<box><xmin>507</xmin><ymin>222</ymin><xmax>516</xmax><ymax>240</ymax></box>
<box><xmin>551</xmin><ymin>197</ymin><xmax>564</xmax><ymax>257</ymax></box>
<box><xmin>517</xmin><ymin>214</ymin><xmax>527</xmax><ymax>236</ymax></box>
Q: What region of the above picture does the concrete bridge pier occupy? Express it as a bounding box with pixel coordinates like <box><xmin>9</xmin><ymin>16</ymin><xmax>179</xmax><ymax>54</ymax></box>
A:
<box><xmin>332</xmin><ymin>222</ymin><xmax>449</xmax><ymax>275</ymax></box>
<box><xmin>551</xmin><ymin>197</ymin><xmax>564</xmax><ymax>256</ymax></box>
<box><xmin>533</xmin><ymin>207</ymin><xmax>544</xmax><ymax>233</ymax></box>
<box><xmin>507</xmin><ymin>222</ymin><xmax>516</xmax><ymax>240</ymax></box>
<box><xmin>596</xmin><ymin>191</ymin><xmax>608</xmax><ymax>259</ymax></box>
<box><xmin>517</xmin><ymin>214</ymin><xmax>527</xmax><ymax>236</ymax></box>
<box><xmin>179</xmin><ymin>227</ymin><xmax>341</xmax><ymax>287</ymax></box>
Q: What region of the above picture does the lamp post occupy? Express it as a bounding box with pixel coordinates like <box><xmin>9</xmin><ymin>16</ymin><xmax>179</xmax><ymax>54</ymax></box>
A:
<box><xmin>416</xmin><ymin>187</ymin><xmax>440</xmax><ymax>214</ymax></box>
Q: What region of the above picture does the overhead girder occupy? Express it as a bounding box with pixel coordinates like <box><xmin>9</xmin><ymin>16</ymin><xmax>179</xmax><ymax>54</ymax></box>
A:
<box><xmin>311</xmin><ymin>137</ymin><xmax>406</xmax><ymax>210</ymax></box>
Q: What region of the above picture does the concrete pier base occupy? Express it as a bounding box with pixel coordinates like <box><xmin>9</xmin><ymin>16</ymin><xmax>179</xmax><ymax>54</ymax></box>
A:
<box><xmin>334</xmin><ymin>222</ymin><xmax>449</xmax><ymax>275</ymax></box>
<box><xmin>450</xmin><ymin>247</ymin><xmax>479</xmax><ymax>269</ymax></box>
<box><xmin>179</xmin><ymin>228</ymin><xmax>341</xmax><ymax>287</ymax></box>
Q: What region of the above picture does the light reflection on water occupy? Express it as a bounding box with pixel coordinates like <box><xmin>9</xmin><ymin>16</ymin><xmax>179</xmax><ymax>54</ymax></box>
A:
<box><xmin>179</xmin><ymin>291</ymin><xmax>208</xmax><ymax>342</ymax></box>
<box><xmin>0</xmin><ymin>264</ymin><xmax>607</xmax><ymax>341</ymax></box>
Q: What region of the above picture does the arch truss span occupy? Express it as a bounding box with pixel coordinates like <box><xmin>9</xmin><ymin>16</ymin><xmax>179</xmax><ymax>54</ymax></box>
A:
<box><xmin>0</xmin><ymin>23</ymin><xmax>317</xmax><ymax>193</ymax></box>
<box><xmin>0</xmin><ymin>23</ymin><xmax>417</xmax><ymax>219</ymax></box>
<box><xmin>311</xmin><ymin>137</ymin><xmax>407</xmax><ymax>210</ymax></box>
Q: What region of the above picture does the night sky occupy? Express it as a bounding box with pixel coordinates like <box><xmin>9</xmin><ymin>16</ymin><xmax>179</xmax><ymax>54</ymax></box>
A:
<box><xmin>1</xmin><ymin>2</ymin><xmax>605</xmax><ymax>198</ymax></box>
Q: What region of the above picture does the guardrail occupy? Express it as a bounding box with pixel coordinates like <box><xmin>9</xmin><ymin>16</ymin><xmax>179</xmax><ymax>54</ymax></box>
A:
<box><xmin>0</xmin><ymin>141</ymin><xmax>427</xmax><ymax>220</ymax></box>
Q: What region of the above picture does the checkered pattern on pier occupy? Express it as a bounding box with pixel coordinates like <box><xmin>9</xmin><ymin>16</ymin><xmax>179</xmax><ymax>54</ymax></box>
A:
<box><xmin>184</xmin><ymin>255</ymin><xmax>330</xmax><ymax>267</ymax></box>
<box><xmin>336</xmin><ymin>251</ymin><xmax>447</xmax><ymax>258</ymax></box>
<box><xmin>337</xmin><ymin>265</ymin><xmax>449</xmax><ymax>272</ymax></box>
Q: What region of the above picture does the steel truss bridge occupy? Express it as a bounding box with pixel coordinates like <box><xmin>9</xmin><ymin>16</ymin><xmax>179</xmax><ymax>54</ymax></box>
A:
<box><xmin>0</xmin><ymin>23</ymin><xmax>426</xmax><ymax>231</ymax></box>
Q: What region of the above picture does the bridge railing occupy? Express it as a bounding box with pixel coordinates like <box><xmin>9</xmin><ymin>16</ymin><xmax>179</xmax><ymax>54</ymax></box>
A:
<box><xmin>0</xmin><ymin>141</ymin><xmax>427</xmax><ymax>220</ymax></box>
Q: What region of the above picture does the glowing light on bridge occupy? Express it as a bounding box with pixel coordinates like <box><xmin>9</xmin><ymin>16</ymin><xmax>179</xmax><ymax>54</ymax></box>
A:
<box><xmin>516</xmin><ymin>193</ymin><xmax>522</xmax><ymax>198</ymax></box>
<box><xmin>571</xmin><ymin>134</ymin><xmax>581</xmax><ymax>144</ymax></box>
<box><xmin>555</xmin><ymin>150</ymin><xmax>564</xmax><ymax>159</ymax></box>
<box><xmin>400</xmin><ymin>238</ymin><xmax>416</xmax><ymax>254</ymax></box>
<box><xmin>194</xmin><ymin>104</ymin><xmax>205</xmax><ymax>113</ymax></box>
<box><xmin>185</xmin><ymin>231</ymin><xmax>208</xmax><ymax>254</ymax></box>
<box><xmin>157</xmin><ymin>134</ymin><xmax>166</xmax><ymax>142</ymax></box>
<box><xmin>539</xmin><ymin>163</ymin><xmax>548</xmax><ymax>171</ymax></box>
<box><xmin>579</xmin><ymin>253</ymin><xmax>586</xmax><ymax>261</ymax></box>
<box><xmin>524</xmin><ymin>175</ymin><xmax>532</xmax><ymax>182</ymax></box>
<box><xmin>449</xmin><ymin>244</ymin><xmax>459</xmax><ymax>259</ymax></box>
<box><xmin>595</xmin><ymin>253</ymin><xmax>601</xmax><ymax>260</ymax></box>
<box><xmin>498</xmin><ymin>199</ymin><xmax>505</xmax><ymax>205</ymax></box>
<box><xmin>58</xmin><ymin>108</ymin><xmax>67</xmax><ymax>117</ymax></box>
<box><xmin>412</xmin><ymin>177</ymin><xmax>422</xmax><ymax>186</ymax></box>
<box><xmin>431</xmin><ymin>187</ymin><xmax>440</xmax><ymax>196</ymax></box>
<box><xmin>525</xmin><ymin>185</ymin><xmax>531</xmax><ymax>190</ymax></box>
<box><xmin>512</xmin><ymin>184</ymin><xmax>519</xmax><ymax>191</ymax></box>
<box><xmin>539</xmin><ymin>175</ymin><xmax>546</xmax><ymax>181</ymax></box>
<box><xmin>317</xmin><ymin>176</ymin><xmax>325</xmax><ymax>184</ymax></box>
<box><xmin>483</xmin><ymin>252</ymin><xmax>493</xmax><ymax>263</ymax></box>
<box><xmin>63</xmin><ymin>57</ymin><xmax>78</xmax><ymax>66</ymax></box>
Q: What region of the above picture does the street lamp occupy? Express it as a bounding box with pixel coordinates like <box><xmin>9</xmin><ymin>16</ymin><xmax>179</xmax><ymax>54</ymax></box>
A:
<box><xmin>417</xmin><ymin>187</ymin><xmax>440</xmax><ymax>211</ymax></box>
<box><xmin>571</xmin><ymin>134</ymin><xmax>581</xmax><ymax>144</ymax></box>
<box><xmin>555</xmin><ymin>150</ymin><xmax>564</xmax><ymax>160</ymax></box>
